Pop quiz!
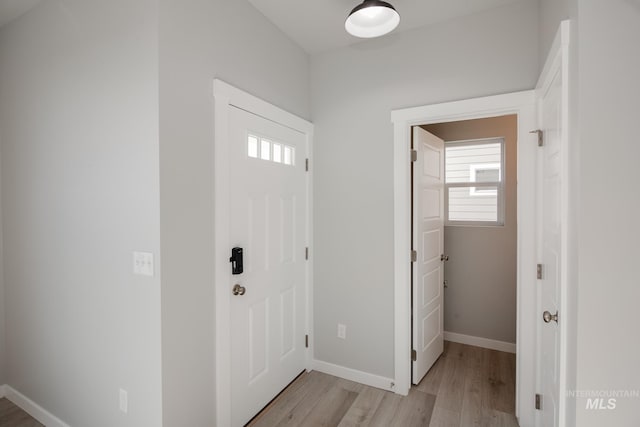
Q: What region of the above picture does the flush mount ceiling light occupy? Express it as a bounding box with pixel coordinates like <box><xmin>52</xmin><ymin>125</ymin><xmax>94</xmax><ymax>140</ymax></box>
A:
<box><xmin>345</xmin><ymin>0</ymin><xmax>400</xmax><ymax>38</ymax></box>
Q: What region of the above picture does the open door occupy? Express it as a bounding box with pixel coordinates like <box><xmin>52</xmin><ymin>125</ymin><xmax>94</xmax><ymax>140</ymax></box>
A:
<box><xmin>535</xmin><ymin>21</ymin><xmax>570</xmax><ymax>427</ymax></box>
<box><xmin>412</xmin><ymin>126</ymin><xmax>445</xmax><ymax>384</ymax></box>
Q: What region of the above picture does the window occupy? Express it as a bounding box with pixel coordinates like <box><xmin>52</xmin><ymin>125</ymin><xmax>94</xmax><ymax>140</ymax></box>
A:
<box><xmin>469</xmin><ymin>163</ymin><xmax>500</xmax><ymax>195</ymax></box>
<box><xmin>247</xmin><ymin>134</ymin><xmax>295</xmax><ymax>166</ymax></box>
<box><xmin>260</xmin><ymin>139</ymin><xmax>271</xmax><ymax>161</ymax></box>
<box><xmin>445</xmin><ymin>138</ymin><xmax>504</xmax><ymax>225</ymax></box>
<box><xmin>272</xmin><ymin>143</ymin><xmax>282</xmax><ymax>163</ymax></box>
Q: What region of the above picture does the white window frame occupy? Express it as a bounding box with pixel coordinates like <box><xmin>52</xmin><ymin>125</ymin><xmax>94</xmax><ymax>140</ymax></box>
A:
<box><xmin>444</xmin><ymin>137</ymin><xmax>505</xmax><ymax>226</ymax></box>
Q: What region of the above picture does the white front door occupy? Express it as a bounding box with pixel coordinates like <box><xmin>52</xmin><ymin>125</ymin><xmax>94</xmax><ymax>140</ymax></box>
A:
<box><xmin>412</xmin><ymin>127</ymin><xmax>445</xmax><ymax>384</ymax></box>
<box><xmin>228</xmin><ymin>106</ymin><xmax>308</xmax><ymax>426</ymax></box>
<box><xmin>537</xmin><ymin>25</ymin><xmax>569</xmax><ymax>426</ymax></box>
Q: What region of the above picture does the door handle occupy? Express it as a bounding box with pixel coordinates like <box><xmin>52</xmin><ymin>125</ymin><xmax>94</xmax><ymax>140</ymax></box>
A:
<box><xmin>441</xmin><ymin>254</ymin><xmax>449</xmax><ymax>261</ymax></box>
<box><xmin>542</xmin><ymin>310</ymin><xmax>558</xmax><ymax>323</ymax></box>
<box><xmin>232</xmin><ymin>284</ymin><xmax>246</xmax><ymax>296</ymax></box>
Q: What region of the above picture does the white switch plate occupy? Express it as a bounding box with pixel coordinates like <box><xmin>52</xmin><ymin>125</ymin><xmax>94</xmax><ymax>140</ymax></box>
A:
<box><xmin>133</xmin><ymin>251</ymin><xmax>154</xmax><ymax>277</ymax></box>
<box><xmin>119</xmin><ymin>388</ymin><xmax>128</xmax><ymax>413</ymax></box>
<box><xmin>337</xmin><ymin>323</ymin><xmax>346</xmax><ymax>340</ymax></box>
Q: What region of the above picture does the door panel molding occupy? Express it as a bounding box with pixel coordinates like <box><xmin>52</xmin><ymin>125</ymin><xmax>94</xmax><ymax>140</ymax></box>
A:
<box><xmin>392</xmin><ymin>90</ymin><xmax>538</xmax><ymax>427</ymax></box>
<box><xmin>213</xmin><ymin>80</ymin><xmax>313</xmax><ymax>427</ymax></box>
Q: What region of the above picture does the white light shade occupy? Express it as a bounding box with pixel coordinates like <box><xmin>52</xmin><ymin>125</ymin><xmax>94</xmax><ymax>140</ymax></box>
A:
<box><xmin>345</xmin><ymin>0</ymin><xmax>400</xmax><ymax>38</ymax></box>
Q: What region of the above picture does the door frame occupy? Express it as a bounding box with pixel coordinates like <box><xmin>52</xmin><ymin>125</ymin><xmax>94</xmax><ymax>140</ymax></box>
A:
<box><xmin>213</xmin><ymin>79</ymin><xmax>314</xmax><ymax>427</ymax></box>
<box><xmin>391</xmin><ymin>90</ymin><xmax>538</xmax><ymax>427</ymax></box>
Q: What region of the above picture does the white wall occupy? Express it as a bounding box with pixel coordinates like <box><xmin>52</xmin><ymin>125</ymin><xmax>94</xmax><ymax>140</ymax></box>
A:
<box><xmin>158</xmin><ymin>0</ymin><xmax>309</xmax><ymax>425</ymax></box>
<box><xmin>0</xmin><ymin>1</ymin><xmax>162</xmax><ymax>426</ymax></box>
<box><xmin>310</xmin><ymin>2</ymin><xmax>539</xmax><ymax>379</ymax></box>
<box><xmin>424</xmin><ymin>116</ymin><xmax>518</xmax><ymax>344</ymax></box>
<box><xmin>574</xmin><ymin>1</ymin><xmax>640</xmax><ymax>425</ymax></box>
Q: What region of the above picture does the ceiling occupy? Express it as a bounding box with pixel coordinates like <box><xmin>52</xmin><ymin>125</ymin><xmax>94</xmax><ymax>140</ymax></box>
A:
<box><xmin>0</xmin><ymin>0</ymin><xmax>531</xmax><ymax>53</ymax></box>
<box><xmin>249</xmin><ymin>0</ymin><xmax>531</xmax><ymax>54</ymax></box>
<box><xmin>0</xmin><ymin>0</ymin><xmax>40</xmax><ymax>29</ymax></box>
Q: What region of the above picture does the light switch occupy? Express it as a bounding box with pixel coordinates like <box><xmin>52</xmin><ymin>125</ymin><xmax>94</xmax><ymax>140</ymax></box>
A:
<box><xmin>133</xmin><ymin>251</ymin><xmax>154</xmax><ymax>277</ymax></box>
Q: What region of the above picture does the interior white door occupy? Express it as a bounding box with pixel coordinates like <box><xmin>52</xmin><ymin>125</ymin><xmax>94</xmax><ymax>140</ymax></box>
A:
<box><xmin>228</xmin><ymin>106</ymin><xmax>307</xmax><ymax>426</ymax></box>
<box><xmin>412</xmin><ymin>127</ymin><xmax>445</xmax><ymax>384</ymax></box>
<box><xmin>537</xmin><ymin>46</ymin><xmax>567</xmax><ymax>426</ymax></box>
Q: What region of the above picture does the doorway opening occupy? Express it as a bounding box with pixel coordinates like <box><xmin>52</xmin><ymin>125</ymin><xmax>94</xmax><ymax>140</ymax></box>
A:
<box><xmin>409</xmin><ymin>115</ymin><xmax>519</xmax><ymax>424</ymax></box>
<box><xmin>391</xmin><ymin>90</ymin><xmax>538</xmax><ymax>427</ymax></box>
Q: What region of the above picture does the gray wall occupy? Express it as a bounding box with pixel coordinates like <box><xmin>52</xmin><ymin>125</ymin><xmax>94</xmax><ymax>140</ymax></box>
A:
<box><xmin>0</xmin><ymin>0</ymin><xmax>309</xmax><ymax>424</ymax></box>
<box><xmin>0</xmin><ymin>140</ymin><xmax>4</xmax><ymax>385</ymax></box>
<box><xmin>575</xmin><ymin>1</ymin><xmax>640</xmax><ymax>425</ymax></box>
<box><xmin>539</xmin><ymin>0</ymin><xmax>571</xmax><ymax>67</ymax></box>
<box><xmin>423</xmin><ymin>115</ymin><xmax>517</xmax><ymax>344</ymax></box>
<box><xmin>310</xmin><ymin>1</ymin><xmax>539</xmax><ymax>379</ymax></box>
<box><xmin>0</xmin><ymin>1</ymin><xmax>162</xmax><ymax>426</ymax></box>
<box><xmin>158</xmin><ymin>0</ymin><xmax>309</xmax><ymax>425</ymax></box>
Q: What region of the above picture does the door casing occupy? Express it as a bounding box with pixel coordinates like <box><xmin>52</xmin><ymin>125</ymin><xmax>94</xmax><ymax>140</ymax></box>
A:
<box><xmin>392</xmin><ymin>90</ymin><xmax>538</xmax><ymax>427</ymax></box>
<box><xmin>213</xmin><ymin>79</ymin><xmax>314</xmax><ymax>427</ymax></box>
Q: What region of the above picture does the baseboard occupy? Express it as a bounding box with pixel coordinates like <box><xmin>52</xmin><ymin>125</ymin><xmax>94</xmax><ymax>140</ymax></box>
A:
<box><xmin>311</xmin><ymin>359</ymin><xmax>395</xmax><ymax>392</ymax></box>
<box><xmin>4</xmin><ymin>385</ymin><xmax>70</xmax><ymax>427</ymax></box>
<box><xmin>444</xmin><ymin>331</ymin><xmax>516</xmax><ymax>354</ymax></box>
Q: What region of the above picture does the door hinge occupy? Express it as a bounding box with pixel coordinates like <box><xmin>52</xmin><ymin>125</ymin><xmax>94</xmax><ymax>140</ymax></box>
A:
<box><xmin>535</xmin><ymin>393</ymin><xmax>542</xmax><ymax>410</ymax></box>
<box><xmin>305</xmin><ymin>334</ymin><xmax>309</xmax><ymax>348</ymax></box>
<box><xmin>305</xmin><ymin>247</ymin><xmax>309</xmax><ymax>260</ymax></box>
<box><xmin>411</xmin><ymin>349</ymin><xmax>417</xmax><ymax>361</ymax></box>
<box><xmin>305</xmin><ymin>158</ymin><xmax>309</xmax><ymax>172</ymax></box>
<box><xmin>530</xmin><ymin>129</ymin><xmax>544</xmax><ymax>147</ymax></box>
<box><xmin>537</xmin><ymin>263</ymin><xmax>543</xmax><ymax>280</ymax></box>
<box><xmin>411</xmin><ymin>250</ymin><xmax>417</xmax><ymax>263</ymax></box>
<box><xmin>410</xmin><ymin>150</ymin><xmax>418</xmax><ymax>162</ymax></box>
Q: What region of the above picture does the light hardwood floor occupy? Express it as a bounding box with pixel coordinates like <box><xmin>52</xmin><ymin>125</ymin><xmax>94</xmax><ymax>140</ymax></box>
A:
<box><xmin>248</xmin><ymin>341</ymin><xmax>519</xmax><ymax>427</ymax></box>
<box><xmin>0</xmin><ymin>398</ymin><xmax>42</xmax><ymax>427</ymax></box>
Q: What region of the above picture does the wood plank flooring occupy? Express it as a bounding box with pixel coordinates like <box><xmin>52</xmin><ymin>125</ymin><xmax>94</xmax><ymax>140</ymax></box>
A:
<box><xmin>248</xmin><ymin>341</ymin><xmax>518</xmax><ymax>427</ymax></box>
<box><xmin>0</xmin><ymin>398</ymin><xmax>42</xmax><ymax>427</ymax></box>
<box><xmin>0</xmin><ymin>342</ymin><xmax>517</xmax><ymax>427</ymax></box>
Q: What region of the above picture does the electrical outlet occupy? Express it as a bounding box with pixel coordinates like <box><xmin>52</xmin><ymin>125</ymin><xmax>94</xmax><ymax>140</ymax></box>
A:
<box><xmin>337</xmin><ymin>323</ymin><xmax>346</xmax><ymax>339</ymax></box>
<box><xmin>133</xmin><ymin>251</ymin><xmax>154</xmax><ymax>277</ymax></box>
<box><xmin>119</xmin><ymin>388</ymin><xmax>128</xmax><ymax>413</ymax></box>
